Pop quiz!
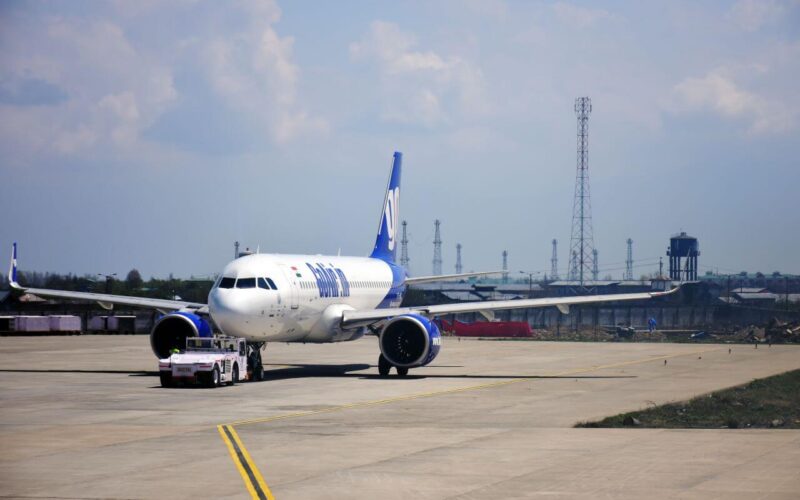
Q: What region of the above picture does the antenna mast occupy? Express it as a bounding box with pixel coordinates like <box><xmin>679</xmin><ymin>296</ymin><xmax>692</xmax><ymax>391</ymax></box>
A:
<box><xmin>400</xmin><ymin>220</ymin><xmax>410</xmax><ymax>270</ymax></box>
<box><xmin>625</xmin><ymin>238</ymin><xmax>634</xmax><ymax>280</ymax></box>
<box><xmin>568</xmin><ymin>97</ymin><xmax>595</xmax><ymax>286</ymax></box>
<box><xmin>432</xmin><ymin>220</ymin><xmax>442</xmax><ymax>275</ymax></box>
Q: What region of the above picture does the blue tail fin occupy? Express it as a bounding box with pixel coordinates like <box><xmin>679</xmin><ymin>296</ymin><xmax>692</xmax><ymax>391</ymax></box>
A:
<box><xmin>370</xmin><ymin>152</ymin><xmax>402</xmax><ymax>263</ymax></box>
<box><xmin>9</xmin><ymin>242</ymin><xmax>20</xmax><ymax>289</ymax></box>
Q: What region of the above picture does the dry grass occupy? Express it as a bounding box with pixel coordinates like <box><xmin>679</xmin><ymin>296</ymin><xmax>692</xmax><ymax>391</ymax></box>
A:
<box><xmin>577</xmin><ymin>369</ymin><xmax>800</xmax><ymax>429</ymax></box>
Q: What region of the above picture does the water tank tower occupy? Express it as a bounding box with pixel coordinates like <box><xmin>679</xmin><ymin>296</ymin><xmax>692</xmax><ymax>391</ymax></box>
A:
<box><xmin>667</xmin><ymin>232</ymin><xmax>700</xmax><ymax>281</ymax></box>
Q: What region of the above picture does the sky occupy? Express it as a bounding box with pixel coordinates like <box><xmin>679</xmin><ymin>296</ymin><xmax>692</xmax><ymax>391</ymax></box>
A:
<box><xmin>1</xmin><ymin>0</ymin><xmax>799</xmax><ymax>280</ymax></box>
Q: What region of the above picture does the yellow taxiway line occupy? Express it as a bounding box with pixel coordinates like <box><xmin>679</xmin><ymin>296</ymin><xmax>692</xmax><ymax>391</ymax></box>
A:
<box><xmin>218</xmin><ymin>346</ymin><xmax>722</xmax><ymax>499</ymax></box>
<box><xmin>218</xmin><ymin>424</ymin><xmax>275</xmax><ymax>500</ymax></box>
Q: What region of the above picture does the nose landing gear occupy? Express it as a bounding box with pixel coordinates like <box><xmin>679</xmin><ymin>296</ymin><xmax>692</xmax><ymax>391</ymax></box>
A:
<box><xmin>247</xmin><ymin>342</ymin><xmax>265</xmax><ymax>381</ymax></box>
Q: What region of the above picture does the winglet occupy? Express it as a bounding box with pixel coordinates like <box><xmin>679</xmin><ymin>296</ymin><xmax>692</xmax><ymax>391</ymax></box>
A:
<box><xmin>8</xmin><ymin>242</ymin><xmax>22</xmax><ymax>290</ymax></box>
<box><xmin>650</xmin><ymin>284</ymin><xmax>681</xmax><ymax>298</ymax></box>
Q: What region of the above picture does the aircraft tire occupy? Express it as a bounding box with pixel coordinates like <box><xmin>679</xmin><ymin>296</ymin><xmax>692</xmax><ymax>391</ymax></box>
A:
<box><xmin>378</xmin><ymin>354</ymin><xmax>391</xmax><ymax>377</ymax></box>
<box><xmin>396</xmin><ymin>366</ymin><xmax>409</xmax><ymax>377</ymax></box>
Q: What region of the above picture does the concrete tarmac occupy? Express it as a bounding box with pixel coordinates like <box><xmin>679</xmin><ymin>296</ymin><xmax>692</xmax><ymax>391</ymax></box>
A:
<box><xmin>1</xmin><ymin>336</ymin><xmax>799</xmax><ymax>499</ymax></box>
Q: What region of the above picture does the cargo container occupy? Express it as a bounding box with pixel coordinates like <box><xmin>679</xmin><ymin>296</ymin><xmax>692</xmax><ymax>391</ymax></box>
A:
<box><xmin>88</xmin><ymin>315</ymin><xmax>138</xmax><ymax>334</ymax></box>
<box><xmin>15</xmin><ymin>316</ymin><xmax>50</xmax><ymax>332</ymax></box>
<box><xmin>48</xmin><ymin>316</ymin><xmax>82</xmax><ymax>333</ymax></box>
<box><xmin>438</xmin><ymin>319</ymin><xmax>534</xmax><ymax>338</ymax></box>
<box><xmin>0</xmin><ymin>316</ymin><xmax>15</xmax><ymax>333</ymax></box>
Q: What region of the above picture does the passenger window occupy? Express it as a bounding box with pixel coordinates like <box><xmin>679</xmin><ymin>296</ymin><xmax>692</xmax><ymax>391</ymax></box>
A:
<box><xmin>266</xmin><ymin>278</ymin><xmax>278</xmax><ymax>290</ymax></box>
<box><xmin>258</xmin><ymin>277</ymin><xmax>270</xmax><ymax>289</ymax></box>
<box><xmin>219</xmin><ymin>277</ymin><xmax>236</xmax><ymax>289</ymax></box>
<box><xmin>237</xmin><ymin>278</ymin><xmax>256</xmax><ymax>289</ymax></box>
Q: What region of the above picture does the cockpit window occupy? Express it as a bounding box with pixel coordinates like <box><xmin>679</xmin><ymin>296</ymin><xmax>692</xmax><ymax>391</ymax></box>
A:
<box><xmin>258</xmin><ymin>277</ymin><xmax>270</xmax><ymax>290</ymax></box>
<box><xmin>266</xmin><ymin>278</ymin><xmax>278</xmax><ymax>290</ymax></box>
<box><xmin>236</xmin><ymin>278</ymin><xmax>257</xmax><ymax>289</ymax></box>
<box><xmin>219</xmin><ymin>277</ymin><xmax>235</xmax><ymax>289</ymax></box>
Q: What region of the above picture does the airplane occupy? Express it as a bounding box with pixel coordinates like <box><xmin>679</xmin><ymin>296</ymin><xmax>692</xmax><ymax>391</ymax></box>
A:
<box><xmin>8</xmin><ymin>152</ymin><xmax>677</xmax><ymax>378</ymax></box>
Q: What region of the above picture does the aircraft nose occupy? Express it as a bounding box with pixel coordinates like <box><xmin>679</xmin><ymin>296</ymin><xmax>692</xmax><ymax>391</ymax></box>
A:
<box><xmin>209</xmin><ymin>289</ymin><xmax>248</xmax><ymax>336</ymax></box>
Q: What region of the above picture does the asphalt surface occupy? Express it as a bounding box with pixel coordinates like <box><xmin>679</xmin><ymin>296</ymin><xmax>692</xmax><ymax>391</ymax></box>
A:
<box><xmin>1</xmin><ymin>335</ymin><xmax>799</xmax><ymax>499</ymax></box>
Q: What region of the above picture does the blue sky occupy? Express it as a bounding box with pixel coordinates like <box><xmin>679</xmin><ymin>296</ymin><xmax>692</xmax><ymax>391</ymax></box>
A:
<box><xmin>1</xmin><ymin>0</ymin><xmax>798</xmax><ymax>279</ymax></box>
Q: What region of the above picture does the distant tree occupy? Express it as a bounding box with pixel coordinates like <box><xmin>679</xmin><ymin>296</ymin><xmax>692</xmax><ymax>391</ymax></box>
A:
<box><xmin>126</xmin><ymin>269</ymin><xmax>143</xmax><ymax>289</ymax></box>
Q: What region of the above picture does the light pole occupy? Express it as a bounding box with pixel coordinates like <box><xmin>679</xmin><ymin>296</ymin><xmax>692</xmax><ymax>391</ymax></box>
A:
<box><xmin>98</xmin><ymin>273</ymin><xmax>117</xmax><ymax>294</ymax></box>
<box><xmin>519</xmin><ymin>271</ymin><xmax>541</xmax><ymax>296</ymax></box>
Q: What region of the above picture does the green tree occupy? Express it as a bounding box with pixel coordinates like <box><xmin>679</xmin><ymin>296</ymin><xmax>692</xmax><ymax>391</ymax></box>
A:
<box><xmin>126</xmin><ymin>269</ymin><xmax>143</xmax><ymax>290</ymax></box>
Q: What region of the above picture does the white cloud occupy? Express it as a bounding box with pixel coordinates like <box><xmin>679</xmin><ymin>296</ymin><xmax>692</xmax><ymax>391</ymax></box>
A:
<box><xmin>350</xmin><ymin>21</ymin><xmax>488</xmax><ymax>127</ymax></box>
<box><xmin>202</xmin><ymin>1</ymin><xmax>328</xmax><ymax>143</ymax></box>
<box><xmin>0</xmin><ymin>16</ymin><xmax>177</xmax><ymax>160</ymax></box>
<box><xmin>0</xmin><ymin>0</ymin><xmax>326</xmax><ymax>165</ymax></box>
<box><xmin>672</xmin><ymin>70</ymin><xmax>794</xmax><ymax>134</ymax></box>
<box><xmin>552</xmin><ymin>2</ymin><xmax>612</xmax><ymax>28</ymax></box>
<box><xmin>728</xmin><ymin>0</ymin><xmax>785</xmax><ymax>31</ymax></box>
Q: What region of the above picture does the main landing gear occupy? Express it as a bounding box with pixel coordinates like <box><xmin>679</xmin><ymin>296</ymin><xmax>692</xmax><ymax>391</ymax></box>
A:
<box><xmin>247</xmin><ymin>342</ymin><xmax>265</xmax><ymax>381</ymax></box>
<box><xmin>378</xmin><ymin>353</ymin><xmax>409</xmax><ymax>377</ymax></box>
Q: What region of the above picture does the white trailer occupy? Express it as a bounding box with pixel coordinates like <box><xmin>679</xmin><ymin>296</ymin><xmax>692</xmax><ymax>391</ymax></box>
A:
<box><xmin>158</xmin><ymin>336</ymin><xmax>248</xmax><ymax>388</ymax></box>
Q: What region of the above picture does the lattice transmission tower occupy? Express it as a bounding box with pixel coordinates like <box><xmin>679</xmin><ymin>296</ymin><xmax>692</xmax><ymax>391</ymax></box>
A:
<box><xmin>400</xmin><ymin>220</ymin><xmax>410</xmax><ymax>270</ymax></box>
<box><xmin>569</xmin><ymin>251</ymin><xmax>578</xmax><ymax>280</ymax></box>
<box><xmin>592</xmin><ymin>248</ymin><xmax>599</xmax><ymax>280</ymax></box>
<box><xmin>568</xmin><ymin>97</ymin><xmax>596</xmax><ymax>286</ymax></box>
<box><xmin>624</xmin><ymin>238</ymin><xmax>634</xmax><ymax>280</ymax></box>
<box><xmin>455</xmin><ymin>243</ymin><xmax>463</xmax><ymax>274</ymax></box>
<box><xmin>432</xmin><ymin>220</ymin><xmax>442</xmax><ymax>275</ymax></box>
<box><xmin>502</xmin><ymin>250</ymin><xmax>508</xmax><ymax>283</ymax></box>
<box><xmin>550</xmin><ymin>239</ymin><xmax>559</xmax><ymax>280</ymax></box>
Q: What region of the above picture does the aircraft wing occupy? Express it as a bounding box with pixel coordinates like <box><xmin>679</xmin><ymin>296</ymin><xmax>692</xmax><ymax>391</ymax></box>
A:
<box><xmin>405</xmin><ymin>270</ymin><xmax>503</xmax><ymax>285</ymax></box>
<box><xmin>8</xmin><ymin>243</ymin><xmax>206</xmax><ymax>313</ymax></box>
<box><xmin>341</xmin><ymin>288</ymin><xmax>678</xmax><ymax>329</ymax></box>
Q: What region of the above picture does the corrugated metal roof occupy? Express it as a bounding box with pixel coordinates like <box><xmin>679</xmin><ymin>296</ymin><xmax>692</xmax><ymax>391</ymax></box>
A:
<box><xmin>412</xmin><ymin>283</ymin><xmax>476</xmax><ymax>291</ymax></box>
<box><xmin>734</xmin><ymin>292</ymin><xmax>778</xmax><ymax>300</ymax></box>
<box><xmin>548</xmin><ymin>280</ymin><xmax>617</xmax><ymax>286</ymax></box>
<box><xmin>411</xmin><ymin>283</ymin><xmax>543</xmax><ymax>292</ymax></box>
<box><xmin>441</xmin><ymin>291</ymin><xmax>524</xmax><ymax>302</ymax></box>
<box><xmin>495</xmin><ymin>284</ymin><xmax>543</xmax><ymax>292</ymax></box>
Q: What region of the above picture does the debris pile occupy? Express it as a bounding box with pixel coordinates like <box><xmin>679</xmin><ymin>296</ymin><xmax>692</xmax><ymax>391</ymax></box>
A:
<box><xmin>765</xmin><ymin>318</ymin><xmax>800</xmax><ymax>343</ymax></box>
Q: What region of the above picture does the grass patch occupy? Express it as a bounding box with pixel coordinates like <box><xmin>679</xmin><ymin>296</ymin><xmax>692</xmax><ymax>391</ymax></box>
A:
<box><xmin>576</xmin><ymin>369</ymin><xmax>800</xmax><ymax>429</ymax></box>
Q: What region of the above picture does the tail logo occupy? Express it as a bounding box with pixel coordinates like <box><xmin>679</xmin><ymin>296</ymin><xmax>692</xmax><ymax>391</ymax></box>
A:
<box><xmin>385</xmin><ymin>187</ymin><xmax>400</xmax><ymax>251</ymax></box>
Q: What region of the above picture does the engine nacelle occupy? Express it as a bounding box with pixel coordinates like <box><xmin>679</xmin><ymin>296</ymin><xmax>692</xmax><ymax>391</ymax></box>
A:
<box><xmin>150</xmin><ymin>312</ymin><xmax>212</xmax><ymax>358</ymax></box>
<box><xmin>379</xmin><ymin>314</ymin><xmax>441</xmax><ymax>368</ymax></box>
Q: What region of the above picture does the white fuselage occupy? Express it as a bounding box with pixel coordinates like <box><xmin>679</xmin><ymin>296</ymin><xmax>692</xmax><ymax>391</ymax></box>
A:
<box><xmin>207</xmin><ymin>253</ymin><xmax>404</xmax><ymax>343</ymax></box>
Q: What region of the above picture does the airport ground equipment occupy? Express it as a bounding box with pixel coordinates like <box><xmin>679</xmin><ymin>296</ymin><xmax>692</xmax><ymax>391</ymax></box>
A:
<box><xmin>158</xmin><ymin>336</ymin><xmax>247</xmax><ymax>388</ymax></box>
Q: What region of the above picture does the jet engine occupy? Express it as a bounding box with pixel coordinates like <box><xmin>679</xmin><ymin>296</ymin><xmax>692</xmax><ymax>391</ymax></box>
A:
<box><xmin>378</xmin><ymin>314</ymin><xmax>441</xmax><ymax>368</ymax></box>
<box><xmin>150</xmin><ymin>312</ymin><xmax>212</xmax><ymax>358</ymax></box>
